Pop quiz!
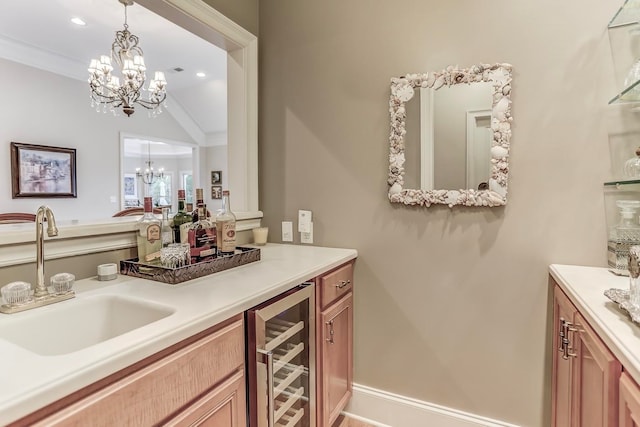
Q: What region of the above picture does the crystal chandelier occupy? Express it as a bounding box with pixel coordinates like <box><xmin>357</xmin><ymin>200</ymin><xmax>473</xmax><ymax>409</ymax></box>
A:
<box><xmin>87</xmin><ymin>0</ymin><xmax>167</xmax><ymax>117</ymax></box>
<box><xmin>136</xmin><ymin>144</ymin><xmax>164</xmax><ymax>185</ymax></box>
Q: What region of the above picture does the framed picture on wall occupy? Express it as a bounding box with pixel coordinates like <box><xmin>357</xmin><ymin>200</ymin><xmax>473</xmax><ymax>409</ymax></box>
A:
<box><xmin>123</xmin><ymin>173</ymin><xmax>138</xmax><ymax>200</ymax></box>
<box><xmin>211</xmin><ymin>185</ymin><xmax>222</xmax><ymax>199</ymax></box>
<box><xmin>211</xmin><ymin>170</ymin><xmax>222</xmax><ymax>185</ymax></box>
<box><xmin>10</xmin><ymin>142</ymin><xmax>77</xmax><ymax>198</ymax></box>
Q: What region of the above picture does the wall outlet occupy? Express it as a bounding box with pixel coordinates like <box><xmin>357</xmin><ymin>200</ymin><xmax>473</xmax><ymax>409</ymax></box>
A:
<box><xmin>301</xmin><ymin>222</ymin><xmax>313</xmax><ymax>244</ymax></box>
<box><xmin>109</xmin><ymin>196</ymin><xmax>117</xmax><ymax>203</ymax></box>
<box><xmin>282</xmin><ymin>221</ymin><xmax>294</xmax><ymax>242</ymax></box>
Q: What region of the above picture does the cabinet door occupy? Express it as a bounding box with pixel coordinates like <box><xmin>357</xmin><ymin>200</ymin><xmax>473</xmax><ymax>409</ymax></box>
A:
<box><xmin>620</xmin><ymin>372</ymin><xmax>640</xmax><ymax>427</ymax></box>
<box><xmin>572</xmin><ymin>312</ymin><xmax>621</xmax><ymax>427</ymax></box>
<box><xmin>32</xmin><ymin>317</ymin><xmax>244</xmax><ymax>427</ymax></box>
<box><xmin>164</xmin><ymin>369</ymin><xmax>246</xmax><ymax>427</ymax></box>
<box><xmin>319</xmin><ymin>292</ymin><xmax>353</xmax><ymax>427</ymax></box>
<box><xmin>552</xmin><ymin>285</ymin><xmax>578</xmax><ymax>427</ymax></box>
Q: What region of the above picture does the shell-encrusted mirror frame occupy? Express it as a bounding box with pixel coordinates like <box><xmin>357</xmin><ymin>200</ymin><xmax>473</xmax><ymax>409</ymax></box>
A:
<box><xmin>388</xmin><ymin>63</ymin><xmax>513</xmax><ymax>207</ymax></box>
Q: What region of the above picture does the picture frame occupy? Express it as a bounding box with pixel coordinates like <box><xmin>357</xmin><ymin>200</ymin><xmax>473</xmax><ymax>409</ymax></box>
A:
<box><xmin>211</xmin><ymin>185</ymin><xmax>222</xmax><ymax>199</ymax></box>
<box><xmin>11</xmin><ymin>142</ymin><xmax>77</xmax><ymax>198</ymax></box>
<box><xmin>211</xmin><ymin>170</ymin><xmax>222</xmax><ymax>185</ymax></box>
<box><xmin>123</xmin><ymin>173</ymin><xmax>138</xmax><ymax>200</ymax></box>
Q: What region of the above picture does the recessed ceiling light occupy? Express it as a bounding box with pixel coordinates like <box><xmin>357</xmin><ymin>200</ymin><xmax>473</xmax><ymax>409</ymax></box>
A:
<box><xmin>196</xmin><ymin>72</ymin><xmax>206</xmax><ymax>78</ymax></box>
<box><xmin>71</xmin><ymin>17</ymin><xmax>86</xmax><ymax>26</ymax></box>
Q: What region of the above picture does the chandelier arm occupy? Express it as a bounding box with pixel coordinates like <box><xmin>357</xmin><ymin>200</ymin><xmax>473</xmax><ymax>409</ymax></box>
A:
<box><xmin>135</xmin><ymin>94</ymin><xmax>168</xmax><ymax>110</ymax></box>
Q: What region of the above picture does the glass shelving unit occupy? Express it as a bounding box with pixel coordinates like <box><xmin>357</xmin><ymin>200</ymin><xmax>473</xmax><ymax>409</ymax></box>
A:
<box><xmin>608</xmin><ymin>0</ymin><xmax>640</xmax><ymax>105</ymax></box>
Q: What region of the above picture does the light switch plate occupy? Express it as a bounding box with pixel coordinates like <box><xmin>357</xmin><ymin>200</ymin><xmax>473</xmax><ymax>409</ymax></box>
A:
<box><xmin>298</xmin><ymin>210</ymin><xmax>312</xmax><ymax>233</ymax></box>
<box><xmin>282</xmin><ymin>221</ymin><xmax>293</xmax><ymax>242</ymax></box>
<box><xmin>301</xmin><ymin>222</ymin><xmax>313</xmax><ymax>244</ymax></box>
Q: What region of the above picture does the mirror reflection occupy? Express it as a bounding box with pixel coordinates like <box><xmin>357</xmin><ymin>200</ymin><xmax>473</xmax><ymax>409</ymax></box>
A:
<box><xmin>389</xmin><ymin>63</ymin><xmax>513</xmax><ymax>207</ymax></box>
<box><xmin>0</xmin><ymin>0</ymin><xmax>230</xmax><ymax>220</ymax></box>
<box><xmin>404</xmin><ymin>82</ymin><xmax>493</xmax><ymax>191</ymax></box>
<box><xmin>121</xmin><ymin>137</ymin><xmax>196</xmax><ymax>211</ymax></box>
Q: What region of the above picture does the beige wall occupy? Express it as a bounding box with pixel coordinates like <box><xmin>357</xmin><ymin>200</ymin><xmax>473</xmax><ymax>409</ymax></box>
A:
<box><xmin>202</xmin><ymin>0</ymin><xmax>258</xmax><ymax>36</ymax></box>
<box><xmin>258</xmin><ymin>1</ymin><xmax>624</xmax><ymax>425</ymax></box>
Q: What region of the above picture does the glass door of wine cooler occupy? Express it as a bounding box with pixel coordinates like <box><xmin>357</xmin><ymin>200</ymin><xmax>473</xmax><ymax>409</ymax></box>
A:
<box><xmin>247</xmin><ymin>284</ymin><xmax>315</xmax><ymax>427</ymax></box>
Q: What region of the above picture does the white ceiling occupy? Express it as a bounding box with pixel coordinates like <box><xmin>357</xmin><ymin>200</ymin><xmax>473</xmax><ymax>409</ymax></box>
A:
<box><xmin>0</xmin><ymin>0</ymin><xmax>227</xmax><ymax>137</ymax></box>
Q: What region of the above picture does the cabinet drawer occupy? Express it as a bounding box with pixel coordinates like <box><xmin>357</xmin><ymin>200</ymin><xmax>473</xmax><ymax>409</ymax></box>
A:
<box><xmin>34</xmin><ymin>317</ymin><xmax>244</xmax><ymax>427</ymax></box>
<box><xmin>318</xmin><ymin>262</ymin><xmax>354</xmax><ymax>309</ymax></box>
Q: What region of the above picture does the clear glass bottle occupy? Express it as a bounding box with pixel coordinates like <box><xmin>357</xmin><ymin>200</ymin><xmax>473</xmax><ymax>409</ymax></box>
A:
<box><xmin>608</xmin><ymin>200</ymin><xmax>640</xmax><ymax>275</ymax></box>
<box><xmin>161</xmin><ymin>207</ymin><xmax>173</xmax><ymax>248</ymax></box>
<box><xmin>137</xmin><ymin>197</ymin><xmax>162</xmax><ymax>263</ymax></box>
<box><xmin>188</xmin><ymin>191</ymin><xmax>216</xmax><ymax>262</ymax></box>
<box><xmin>216</xmin><ymin>190</ymin><xmax>237</xmax><ymax>256</ymax></box>
<box><xmin>172</xmin><ymin>189</ymin><xmax>192</xmax><ymax>244</ymax></box>
<box><xmin>625</xmin><ymin>147</ymin><xmax>640</xmax><ymax>178</ymax></box>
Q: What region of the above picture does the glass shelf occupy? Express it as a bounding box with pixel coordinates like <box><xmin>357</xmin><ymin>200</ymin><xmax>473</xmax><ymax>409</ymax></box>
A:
<box><xmin>609</xmin><ymin>0</ymin><xmax>640</xmax><ymax>29</ymax></box>
<box><xmin>609</xmin><ymin>78</ymin><xmax>640</xmax><ymax>105</ymax></box>
<box><xmin>604</xmin><ymin>179</ymin><xmax>640</xmax><ymax>187</ymax></box>
<box><xmin>608</xmin><ymin>1</ymin><xmax>640</xmax><ymax>104</ymax></box>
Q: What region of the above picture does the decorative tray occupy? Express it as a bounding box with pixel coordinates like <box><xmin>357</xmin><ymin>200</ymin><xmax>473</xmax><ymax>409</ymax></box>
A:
<box><xmin>119</xmin><ymin>246</ymin><xmax>260</xmax><ymax>285</ymax></box>
<box><xmin>604</xmin><ymin>288</ymin><xmax>640</xmax><ymax>323</ymax></box>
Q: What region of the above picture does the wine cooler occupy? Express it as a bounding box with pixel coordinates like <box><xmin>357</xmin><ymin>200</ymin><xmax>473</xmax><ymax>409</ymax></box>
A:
<box><xmin>247</xmin><ymin>284</ymin><xmax>316</xmax><ymax>427</ymax></box>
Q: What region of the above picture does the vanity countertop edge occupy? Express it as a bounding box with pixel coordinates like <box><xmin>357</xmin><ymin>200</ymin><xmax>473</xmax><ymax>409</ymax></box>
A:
<box><xmin>0</xmin><ymin>243</ymin><xmax>357</xmax><ymax>425</ymax></box>
<box><xmin>550</xmin><ymin>264</ymin><xmax>640</xmax><ymax>388</ymax></box>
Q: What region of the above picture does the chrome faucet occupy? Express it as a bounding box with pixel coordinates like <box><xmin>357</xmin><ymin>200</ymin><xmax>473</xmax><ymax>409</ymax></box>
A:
<box><xmin>0</xmin><ymin>206</ymin><xmax>75</xmax><ymax>314</ymax></box>
<box><xmin>35</xmin><ymin>205</ymin><xmax>58</xmax><ymax>298</ymax></box>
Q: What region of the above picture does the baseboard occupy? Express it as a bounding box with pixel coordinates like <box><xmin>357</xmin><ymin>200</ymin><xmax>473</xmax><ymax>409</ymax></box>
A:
<box><xmin>343</xmin><ymin>384</ymin><xmax>521</xmax><ymax>427</ymax></box>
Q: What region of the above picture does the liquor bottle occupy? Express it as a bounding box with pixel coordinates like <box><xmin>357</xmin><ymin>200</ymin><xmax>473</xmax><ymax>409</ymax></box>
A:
<box><xmin>188</xmin><ymin>193</ymin><xmax>216</xmax><ymax>262</ymax></box>
<box><xmin>161</xmin><ymin>207</ymin><xmax>173</xmax><ymax>248</ymax></box>
<box><xmin>216</xmin><ymin>190</ymin><xmax>237</xmax><ymax>256</ymax></box>
<box><xmin>172</xmin><ymin>189</ymin><xmax>192</xmax><ymax>244</ymax></box>
<box><xmin>191</xmin><ymin>188</ymin><xmax>204</xmax><ymax>222</ymax></box>
<box><xmin>136</xmin><ymin>197</ymin><xmax>162</xmax><ymax>263</ymax></box>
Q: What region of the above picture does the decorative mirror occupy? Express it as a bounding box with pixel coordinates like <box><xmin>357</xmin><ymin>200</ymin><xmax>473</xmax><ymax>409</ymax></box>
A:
<box><xmin>388</xmin><ymin>63</ymin><xmax>513</xmax><ymax>207</ymax></box>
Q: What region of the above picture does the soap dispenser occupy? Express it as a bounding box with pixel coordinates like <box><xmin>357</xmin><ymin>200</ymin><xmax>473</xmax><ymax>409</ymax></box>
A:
<box><xmin>608</xmin><ymin>200</ymin><xmax>640</xmax><ymax>275</ymax></box>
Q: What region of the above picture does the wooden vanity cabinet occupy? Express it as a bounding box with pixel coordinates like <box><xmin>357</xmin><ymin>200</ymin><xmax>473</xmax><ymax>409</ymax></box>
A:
<box><xmin>316</xmin><ymin>260</ymin><xmax>354</xmax><ymax>427</ymax></box>
<box><xmin>620</xmin><ymin>372</ymin><xmax>640</xmax><ymax>427</ymax></box>
<box><xmin>552</xmin><ymin>282</ymin><xmax>621</xmax><ymax>427</ymax></box>
<box><xmin>14</xmin><ymin>315</ymin><xmax>246</xmax><ymax>427</ymax></box>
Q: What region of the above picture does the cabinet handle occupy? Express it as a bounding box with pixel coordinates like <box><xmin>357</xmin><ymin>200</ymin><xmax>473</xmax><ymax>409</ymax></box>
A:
<box><xmin>558</xmin><ymin>318</ymin><xmax>566</xmax><ymax>353</ymax></box>
<box><xmin>565</xmin><ymin>323</ymin><xmax>578</xmax><ymax>359</ymax></box>
<box><xmin>326</xmin><ymin>319</ymin><xmax>335</xmax><ymax>344</ymax></box>
<box><xmin>559</xmin><ymin>319</ymin><xmax>578</xmax><ymax>360</ymax></box>
<box><xmin>335</xmin><ymin>279</ymin><xmax>351</xmax><ymax>289</ymax></box>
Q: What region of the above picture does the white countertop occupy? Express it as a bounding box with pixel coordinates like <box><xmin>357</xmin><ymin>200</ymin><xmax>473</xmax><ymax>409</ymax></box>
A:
<box><xmin>0</xmin><ymin>243</ymin><xmax>357</xmax><ymax>425</ymax></box>
<box><xmin>550</xmin><ymin>264</ymin><xmax>640</xmax><ymax>386</ymax></box>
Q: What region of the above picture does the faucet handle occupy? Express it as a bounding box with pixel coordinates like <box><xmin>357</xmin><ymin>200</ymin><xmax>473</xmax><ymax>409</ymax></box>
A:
<box><xmin>50</xmin><ymin>273</ymin><xmax>74</xmax><ymax>295</ymax></box>
<box><xmin>1</xmin><ymin>281</ymin><xmax>33</xmax><ymax>305</ymax></box>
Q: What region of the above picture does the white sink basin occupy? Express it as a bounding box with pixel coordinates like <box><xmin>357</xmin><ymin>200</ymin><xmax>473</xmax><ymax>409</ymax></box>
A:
<box><xmin>0</xmin><ymin>295</ymin><xmax>175</xmax><ymax>356</ymax></box>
